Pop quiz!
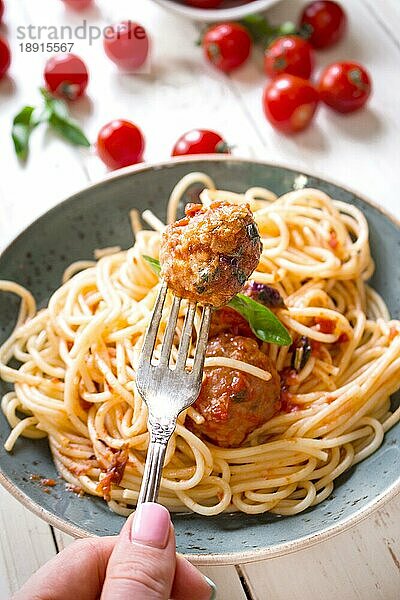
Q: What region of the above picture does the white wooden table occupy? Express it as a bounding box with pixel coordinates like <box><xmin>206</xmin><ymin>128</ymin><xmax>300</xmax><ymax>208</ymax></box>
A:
<box><xmin>1</xmin><ymin>0</ymin><xmax>400</xmax><ymax>598</ymax></box>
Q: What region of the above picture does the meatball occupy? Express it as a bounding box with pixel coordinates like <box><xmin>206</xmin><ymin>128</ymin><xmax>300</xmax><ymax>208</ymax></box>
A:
<box><xmin>159</xmin><ymin>201</ymin><xmax>262</xmax><ymax>307</ymax></box>
<box><xmin>209</xmin><ymin>306</ymin><xmax>255</xmax><ymax>339</ymax></box>
<box><xmin>190</xmin><ymin>334</ymin><xmax>281</xmax><ymax>447</ymax></box>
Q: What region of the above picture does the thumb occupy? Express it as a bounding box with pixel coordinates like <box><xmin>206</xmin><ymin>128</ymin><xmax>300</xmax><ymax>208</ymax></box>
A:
<box><xmin>101</xmin><ymin>502</ymin><xmax>175</xmax><ymax>600</ymax></box>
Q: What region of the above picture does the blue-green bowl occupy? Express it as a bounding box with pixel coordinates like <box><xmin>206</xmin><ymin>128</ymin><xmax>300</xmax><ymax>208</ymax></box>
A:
<box><xmin>1</xmin><ymin>157</ymin><xmax>399</xmax><ymax>564</ymax></box>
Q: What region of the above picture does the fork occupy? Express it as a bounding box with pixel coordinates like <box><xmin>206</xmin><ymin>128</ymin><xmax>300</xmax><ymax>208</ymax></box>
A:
<box><xmin>135</xmin><ymin>281</ymin><xmax>211</xmax><ymax>506</ymax></box>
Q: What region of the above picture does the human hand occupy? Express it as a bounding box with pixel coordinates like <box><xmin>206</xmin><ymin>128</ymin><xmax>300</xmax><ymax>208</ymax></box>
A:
<box><xmin>13</xmin><ymin>502</ymin><xmax>216</xmax><ymax>600</ymax></box>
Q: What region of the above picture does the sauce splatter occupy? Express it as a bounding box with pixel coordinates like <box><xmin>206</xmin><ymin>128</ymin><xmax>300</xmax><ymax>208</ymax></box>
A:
<box><xmin>40</xmin><ymin>478</ymin><xmax>56</xmax><ymax>487</ymax></box>
<box><xmin>96</xmin><ymin>446</ymin><xmax>129</xmax><ymax>501</ymax></box>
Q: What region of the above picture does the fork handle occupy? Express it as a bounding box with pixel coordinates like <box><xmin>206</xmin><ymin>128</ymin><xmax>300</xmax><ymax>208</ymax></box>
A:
<box><xmin>137</xmin><ymin>418</ymin><xmax>176</xmax><ymax>506</ymax></box>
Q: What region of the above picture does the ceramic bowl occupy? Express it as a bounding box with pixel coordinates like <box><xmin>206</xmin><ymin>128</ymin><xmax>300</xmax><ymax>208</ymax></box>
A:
<box><xmin>0</xmin><ymin>157</ymin><xmax>399</xmax><ymax>565</ymax></box>
<box><xmin>151</xmin><ymin>0</ymin><xmax>280</xmax><ymax>22</ymax></box>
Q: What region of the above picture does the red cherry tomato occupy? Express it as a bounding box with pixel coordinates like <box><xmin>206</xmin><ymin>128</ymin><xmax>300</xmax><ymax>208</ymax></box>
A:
<box><xmin>172</xmin><ymin>129</ymin><xmax>230</xmax><ymax>157</ymax></box>
<box><xmin>262</xmin><ymin>74</ymin><xmax>319</xmax><ymax>134</ymax></box>
<box><xmin>0</xmin><ymin>1</ymin><xmax>4</xmax><ymax>23</ymax></box>
<box><xmin>0</xmin><ymin>36</ymin><xmax>11</xmax><ymax>80</ymax></box>
<box><xmin>318</xmin><ymin>61</ymin><xmax>371</xmax><ymax>113</ymax></box>
<box><xmin>203</xmin><ymin>23</ymin><xmax>252</xmax><ymax>73</ymax></box>
<box><xmin>264</xmin><ymin>35</ymin><xmax>314</xmax><ymax>80</ymax></box>
<box><xmin>184</xmin><ymin>0</ymin><xmax>223</xmax><ymax>6</ymax></box>
<box><xmin>300</xmin><ymin>1</ymin><xmax>346</xmax><ymax>49</ymax></box>
<box><xmin>44</xmin><ymin>54</ymin><xmax>89</xmax><ymax>100</ymax></box>
<box><xmin>97</xmin><ymin>120</ymin><xmax>145</xmax><ymax>170</ymax></box>
<box><xmin>62</xmin><ymin>0</ymin><xmax>93</xmax><ymax>9</ymax></box>
<box><xmin>104</xmin><ymin>21</ymin><xmax>149</xmax><ymax>72</ymax></box>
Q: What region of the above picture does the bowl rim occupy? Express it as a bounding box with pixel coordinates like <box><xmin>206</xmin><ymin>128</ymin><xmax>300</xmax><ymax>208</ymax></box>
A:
<box><xmin>1</xmin><ymin>154</ymin><xmax>400</xmax><ymax>565</ymax></box>
<box><xmin>151</xmin><ymin>0</ymin><xmax>280</xmax><ymax>22</ymax></box>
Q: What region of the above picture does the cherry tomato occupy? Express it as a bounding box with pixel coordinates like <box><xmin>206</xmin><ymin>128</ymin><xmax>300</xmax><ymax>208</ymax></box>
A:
<box><xmin>0</xmin><ymin>1</ymin><xmax>4</xmax><ymax>23</ymax></box>
<box><xmin>44</xmin><ymin>54</ymin><xmax>89</xmax><ymax>100</ymax></box>
<box><xmin>184</xmin><ymin>0</ymin><xmax>223</xmax><ymax>7</ymax></box>
<box><xmin>172</xmin><ymin>129</ymin><xmax>230</xmax><ymax>157</ymax></box>
<box><xmin>62</xmin><ymin>0</ymin><xmax>93</xmax><ymax>9</ymax></box>
<box><xmin>300</xmin><ymin>1</ymin><xmax>346</xmax><ymax>49</ymax></box>
<box><xmin>264</xmin><ymin>35</ymin><xmax>314</xmax><ymax>80</ymax></box>
<box><xmin>104</xmin><ymin>21</ymin><xmax>149</xmax><ymax>72</ymax></box>
<box><xmin>203</xmin><ymin>23</ymin><xmax>252</xmax><ymax>73</ymax></box>
<box><xmin>97</xmin><ymin>120</ymin><xmax>145</xmax><ymax>170</ymax></box>
<box><xmin>0</xmin><ymin>36</ymin><xmax>11</xmax><ymax>80</ymax></box>
<box><xmin>262</xmin><ymin>74</ymin><xmax>319</xmax><ymax>134</ymax></box>
<box><xmin>318</xmin><ymin>61</ymin><xmax>371</xmax><ymax>113</ymax></box>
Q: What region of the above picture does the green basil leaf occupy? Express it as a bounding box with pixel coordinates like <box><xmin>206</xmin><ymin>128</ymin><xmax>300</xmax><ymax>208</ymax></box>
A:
<box><xmin>31</xmin><ymin>105</ymin><xmax>52</xmax><ymax>127</ymax></box>
<box><xmin>143</xmin><ymin>255</ymin><xmax>161</xmax><ymax>275</ymax></box>
<box><xmin>277</xmin><ymin>21</ymin><xmax>298</xmax><ymax>36</ymax></box>
<box><xmin>12</xmin><ymin>106</ymin><xmax>38</xmax><ymax>161</ymax></box>
<box><xmin>239</xmin><ymin>14</ymin><xmax>273</xmax><ymax>43</ymax></box>
<box><xmin>40</xmin><ymin>87</ymin><xmax>69</xmax><ymax>119</ymax></box>
<box><xmin>48</xmin><ymin>112</ymin><xmax>91</xmax><ymax>147</ymax></box>
<box><xmin>240</xmin><ymin>14</ymin><xmax>301</xmax><ymax>47</ymax></box>
<box><xmin>228</xmin><ymin>293</ymin><xmax>292</xmax><ymax>346</ymax></box>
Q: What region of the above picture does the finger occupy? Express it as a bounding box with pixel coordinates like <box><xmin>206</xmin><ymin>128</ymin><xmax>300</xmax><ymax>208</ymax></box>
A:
<box><xmin>171</xmin><ymin>555</ymin><xmax>217</xmax><ymax>600</ymax></box>
<box><xmin>13</xmin><ymin>536</ymin><xmax>117</xmax><ymax>600</ymax></box>
<box><xmin>101</xmin><ymin>502</ymin><xmax>176</xmax><ymax>600</ymax></box>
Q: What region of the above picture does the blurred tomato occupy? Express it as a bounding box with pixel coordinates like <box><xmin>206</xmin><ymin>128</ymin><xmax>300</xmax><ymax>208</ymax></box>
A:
<box><xmin>263</xmin><ymin>74</ymin><xmax>319</xmax><ymax>134</ymax></box>
<box><xmin>0</xmin><ymin>36</ymin><xmax>11</xmax><ymax>80</ymax></box>
<box><xmin>203</xmin><ymin>23</ymin><xmax>252</xmax><ymax>72</ymax></box>
<box><xmin>264</xmin><ymin>35</ymin><xmax>314</xmax><ymax>79</ymax></box>
<box><xmin>62</xmin><ymin>0</ymin><xmax>93</xmax><ymax>9</ymax></box>
<box><xmin>319</xmin><ymin>61</ymin><xmax>371</xmax><ymax>113</ymax></box>
<box><xmin>44</xmin><ymin>54</ymin><xmax>89</xmax><ymax>100</ymax></box>
<box><xmin>300</xmin><ymin>1</ymin><xmax>346</xmax><ymax>49</ymax></box>
<box><xmin>172</xmin><ymin>129</ymin><xmax>230</xmax><ymax>156</ymax></box>
<box><xmin>103</xmin><ymin>21</ymin><xmax>149</xmax><ymax>71</ymax></box>
<box><xmin>97</xmin><ymin>120</ymin><xmax>145</xmax><ymax>170</ymax></box>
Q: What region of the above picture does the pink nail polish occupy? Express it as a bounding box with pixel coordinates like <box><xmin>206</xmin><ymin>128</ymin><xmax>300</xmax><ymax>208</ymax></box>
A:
<box><xmin>131</xmin><ymin>502</ymin><xmax>170</xmax><ymax>549</ymax></box>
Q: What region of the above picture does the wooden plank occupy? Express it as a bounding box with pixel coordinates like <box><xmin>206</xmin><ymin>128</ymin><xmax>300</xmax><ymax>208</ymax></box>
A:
<box><xmin>363</xmin><ymin>0</ymin><xmax>400</xmax><ymax>50</ymax></box>
<box><xmin>53</xmin><ymin>529</ymin><xmax>74</xmax><ymax>552</ymax></box>
<box><xmin>242</xmin><ymin>494</ymin><xmax>400</xmax><ymax>600</ymax></box>
<box><xmin>0</xmin><ymin>488</ymin><xmax>57</xmax><ymax>595</ymax></box>
<box><xmin>227</xmin><ymin>0</ymin><xmax>400</xmax><ymax>212</ymax></box>
<box><xmin>199</xmin><ymin>566</ymin><xmax>248</xmax><ymax>600</ymax></box>
<box><xmin>0</xmin><ymin>0</ymin><xmax>90</xmax><ymax>253</ymax></box>
<box><xmin>16</xmin><ymin>0</ymin><xmax>267</xmax><ymax>184</ymax></box>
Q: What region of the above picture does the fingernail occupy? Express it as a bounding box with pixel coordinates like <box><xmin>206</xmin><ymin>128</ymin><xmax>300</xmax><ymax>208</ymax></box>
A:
<box><xmin>204</xmin><ymin>575</ymin><xmax>217</xmax><ymax>600</ymax></box>
<box><xmin>131</xmin><ymin>502</ymin><xmax>170</xmax><ymax>549</ymax></box>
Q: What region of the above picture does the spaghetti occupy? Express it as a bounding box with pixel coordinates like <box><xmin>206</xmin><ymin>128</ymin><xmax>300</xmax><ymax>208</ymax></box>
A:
<box><xmin>1</xmin><ymin>172</ymin><xmax>400</xmax><ymax>517</ymax></box>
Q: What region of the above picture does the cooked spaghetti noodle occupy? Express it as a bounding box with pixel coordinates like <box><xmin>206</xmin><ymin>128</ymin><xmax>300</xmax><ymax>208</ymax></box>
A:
<box><xmin>1</xmin><ymin>172</ymin><xmax>400</xmax><ymax>517</ymax></box>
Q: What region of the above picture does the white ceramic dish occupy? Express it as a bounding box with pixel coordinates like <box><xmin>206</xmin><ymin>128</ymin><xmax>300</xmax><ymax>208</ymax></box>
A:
<box><xmin>152</xmin><ymin>0</ymin><xmax>280</xmax><ymax>22</ymax></box>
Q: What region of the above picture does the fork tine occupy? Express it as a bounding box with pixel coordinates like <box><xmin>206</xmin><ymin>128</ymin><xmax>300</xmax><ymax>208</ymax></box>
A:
<box><xmin>139</xmin><ymin>282</ymin><xmax>167</xmax><ymax>364</ymax></box>
<box><xmin>192</xmin><ymin>305</ymin><xmax>212</xmax><ymax>379</ymax></box>
<box><xmin>159</xmin><ymin>295</ymin><xmax>181</xmax><ymax>365</ymax></box>
<box><xmin>175</xmin><ymin>302</ymin><xmax>197</xmax><ymax>370</ymax></box>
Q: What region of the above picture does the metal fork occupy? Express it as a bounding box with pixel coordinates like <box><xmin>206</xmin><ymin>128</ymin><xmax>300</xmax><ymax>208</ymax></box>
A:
<box><xmin>135</xmin><ymin>281</ymin><xmax>211</xmax><ymax>506</ymax></box>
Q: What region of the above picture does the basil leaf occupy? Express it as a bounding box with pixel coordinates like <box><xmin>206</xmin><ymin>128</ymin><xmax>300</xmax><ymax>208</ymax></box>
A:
<box><xmin>143</xmin><ymin>255</ymin><xmax>161</xmax><ymax>275</ymax></box>
<box><xmin>228</xmin><ymin>293</ymin><xmax>292</xmax><ymax>346</ymax></box>
<box><xmin>48</xmin><ymin>112</ymin><xmax>90</xmax><ymax>147</ymax></box>
<box><xmin>239</xmin><ymin>14</ymin><xmax>274</xmax><ymax>43</ymax></box>
<box><xmin>40</xmin><ymin>87</ymin><xmax>90</xmax><ymax>147</ymax></box>
<box><xmin>40</xmin><ymin>87</ymin><xmax>69</xmax><ymax>119</ymax></box>
<box><xmin>240</xmin><ymin>14</ymin><xmax>304</xmax><ymax>47</ymax></box>
<box><xmin>141</xmin><ymin>256</ymin><xmax>291</xmax><ymax>345</ymax></box>
<box><xmin>12</xmin><ymin>106</ymin><xmax>35</xmax><ymax>160</ymax></box>
<box><xmin>12</xmin><ymin>89</ymin><xmax>90</xmax><ymax>161</ymax></box>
